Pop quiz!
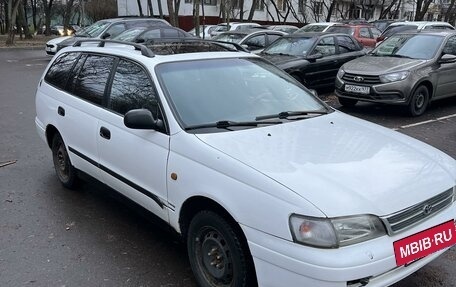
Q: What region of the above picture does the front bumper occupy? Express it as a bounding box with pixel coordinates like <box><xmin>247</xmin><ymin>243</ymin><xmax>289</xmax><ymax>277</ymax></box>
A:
<box><xmin>45</xmin><ymin>44</ymin><xmax>57</xmax><ymax>55</ymax></box>
<box><xmin>242</xmin><ymin>202</ymin><xmax>455</xmax><ymax>287</ymax></box>
<box><xmin>335</xmin><ymin>76</ymin><xmax>414</xmax><ymax>105</ymax></box>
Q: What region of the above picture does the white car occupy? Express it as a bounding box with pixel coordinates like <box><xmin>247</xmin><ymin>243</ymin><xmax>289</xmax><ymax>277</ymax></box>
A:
<box><xmin>35</xmin><ymin>40</ymin><xmax>456</xmax><ymax>287</ymax></box>
<box><xmin>295</xmin><ymin>22</ymin><xmax>340</xmax><ymax>33</ymax></box>
<box><xmin>188</xmin><ymin>24</ymin><xmax>217</xmax><ymax>39</ymax></box>
<box><xmin>210</xmin><ymin>22</ymin><xmax>262</xmax><ymax>37</ymax></box>
<box><xmin>45</xmin><ymin>35</ymin><xmax>71</xmax><ymax>55</ymax></box>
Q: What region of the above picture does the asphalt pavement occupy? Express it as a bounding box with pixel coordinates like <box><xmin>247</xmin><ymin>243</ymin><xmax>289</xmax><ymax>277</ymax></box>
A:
<box><xmin>0</xmin><ymin>49</ymin><xmax>455</xmax><ymax>287</ymax></box>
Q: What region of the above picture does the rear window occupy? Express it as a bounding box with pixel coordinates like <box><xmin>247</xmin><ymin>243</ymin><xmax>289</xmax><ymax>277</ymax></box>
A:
<box><xmin>45</xmin><ymin>52</ymin><xmax>80</xmax><ymax>90</ymax></box>
<box><xmin>382</xmin><ymin>25</ymin><xmax>418</xmax><ymax>38</ymax></box>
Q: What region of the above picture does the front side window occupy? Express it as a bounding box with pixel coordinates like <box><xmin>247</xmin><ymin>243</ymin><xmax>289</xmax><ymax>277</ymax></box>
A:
<box><xmin>76</xmin><ymin>21</ymin><xmax>110</xmax><ymax>37</ymax></box>
<box><xmin>105</xmin><ymin>23</ymin><xmax>127</xmax><ymax>38</ymax></box>
<box><xmin>45</xmin><ymin>52</ymin><xmax>80</xmax><ymax>89</ymax></box>
<box><xmin>109</xmin><ymin>60</ymin><xmax>159</xmax><ymax>117</ymax></box>
<box><xmin>312</xmin><ymin>36</ymin><xmax>336</xmax><ymax>56</ymax></box>
<box><xmin>157</xmin><ymin>58</ymin><xmax>326</xmax><ymax>130</ymax></box>
<box><xmin>336</xmin><ymin>36</ymin><xmax>358</xmax><ymax>53</ymax></box>
<box><xmin>71</xmin><ymin>55</ymin><xmax>115</xmax><ymax>105</ymax></box>
<box><xmin>244</xmin><ymin>35</ymin><xmax>266</xmax><ymax>48</ymax></box>
<box><xmin>443</xmin><ymin>35</ymin><xmax>456</xmax><ymax>55</ymax></box>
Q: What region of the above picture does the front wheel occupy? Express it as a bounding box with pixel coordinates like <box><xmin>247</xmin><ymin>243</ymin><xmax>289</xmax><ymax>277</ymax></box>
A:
<box><xmin>51</xmin><ymin>134</ymin><xmax>78</xmax><ymax>189</ymax></box>
<box><xmin>408</xmin><ymin>85</ymin><xmax>429</xmax><ymax>116</ymax></box>
<box><xmin>187</xmin><ymin>210</ymin><xmax>255</xmax><ymax>287</ymax></box>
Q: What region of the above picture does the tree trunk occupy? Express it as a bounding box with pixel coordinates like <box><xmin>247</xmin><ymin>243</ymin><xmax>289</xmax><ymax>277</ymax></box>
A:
<box><xmin>157</xmin><ymin>0</ymin><xmax>164</xmax><ymax>18</ymax></box>
<box><xmin>63</xmin><ymin>0</ymin><xmax>75</xmax><ymax>36</ymax></box>
<box><xmin>193</xmin><ymin>0</ymin><xmax>200</xmax><ymax>36</ymax></box>
<box><xmin>31</xmin><ymin>0</ymin><xmax>37</xmax><ymax>33</ymax></box>
<box><xmin>18</xmin><ymin>0</ymin><xmax>32</xmax><ymax>39</ymax></box>
<box><xmin>137</xmin><ymin>0</ymin><xmax>144</xmax><ymax>16</ymax></box>
<box><xmin>445</xmin><ymin>0</ymin><xmax>456</xmax><ymax>22</ymax></box>
<box><xmin>43</xmin><ymin>0</ymin><xmax>54</xmax><ymax>36</ymax></box>
<box><xmin>239</xmin><ymin>0</ymin><xmax>245</xmax><ymax>21</ymax></box>
<box><xmin>326</xmin><ymin>0</ymin><xmax>337</xmax><ymax>22</ymax></box>
<box><xmin>166</xmin><ymin>0</ymin><xmax>176</xmax><ymax>26</ymax></box>
<box><xmin>147</xmin><ymin>0</ymin><xmax>154</xmax><ymax>16</ymax></box>
<box><xmin>6</xmin><ymin>0</ymin><xmax>22</xmax><ymax>45</ymax></box>
<box><xmin>415</xmin><ymin>0</ymin><xmax>432</xmax><ymax>21</ymax></box>
<box><xmin>247</xmin><ymin>0</ymin><xmax>258</xmax><ymax>21</ymax></box>
<box><xmin>173</xmin><ymin>0</ymin><xmax>181</xmax><ymax>26</ymax></box>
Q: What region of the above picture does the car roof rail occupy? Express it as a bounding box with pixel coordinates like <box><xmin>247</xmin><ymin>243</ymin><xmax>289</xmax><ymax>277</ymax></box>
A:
<box><xmin>143</xmin><ymin>38</ymin><xmax>250</xmax><ymax>54</ymax></box>
<box><xmin>72</xmin><ymin>39</ymin><xmax>155</xmax><ymax>58</ymax></box>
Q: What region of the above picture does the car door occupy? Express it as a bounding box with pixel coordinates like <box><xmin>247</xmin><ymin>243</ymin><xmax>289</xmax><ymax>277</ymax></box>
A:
<box><xmin>335</xmin><ymin>35</ymin><xmax>364</xmax><ymax>64</ymax></box>
<box><xmin>435</xmin><ymin>35</ymin><xmax>456</xmax><ymax>99</ymax></box>
<box><xmin>59</xmin><ymin>53</ymin><xmax>115</xmax><ymax>179</ymax></box>
<box><xmin>358</xmin><ymin>27</ymin><xmax>375</xmax><ymax>47</ymax></box>
<box><xmin>303</xmin><ymin>36</ymin><xmax>339</xmax><ymax>89</ymax></box>
<box><xmin>242</xmin><ymin>34</ymin><xmax>267</xmax><ymax>52</ymax></box>
<box><xmin>97</xmin><ymin>58</ymin><xmax>170</xmax><ymax>221</ymax></box>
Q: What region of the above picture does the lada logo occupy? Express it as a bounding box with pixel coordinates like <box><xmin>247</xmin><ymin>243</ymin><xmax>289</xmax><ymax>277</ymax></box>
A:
<box><xmin>422</xmin><ymin>204</ymin><xmax>433</xmax><ymax>215</ymax></box>
<box><xmin>354</xmin><ymin>76</ymin><xmax>364</xmax><ymax>82</ymax></box>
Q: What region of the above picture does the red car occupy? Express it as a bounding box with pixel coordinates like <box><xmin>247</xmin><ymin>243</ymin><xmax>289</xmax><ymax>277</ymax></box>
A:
<box><xmin>326</xmin><ymin>24</ymin><xmax>382</xmax><ymax>48</ymax></box>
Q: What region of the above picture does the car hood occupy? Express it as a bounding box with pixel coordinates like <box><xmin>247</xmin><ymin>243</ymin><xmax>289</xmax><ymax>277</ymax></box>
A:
<box><xmin>261</xmin><ymin>53</ymin><xmax>306</xmax><ymax>67</ymax></box>
<box><xmin>343</xmin><ymin>55</ymin><xmax>426</xmax><ymax>75</ymax></box>
<box><xmin>195</xmin><ymin>112</ymin><xmax>455</xmax><ymax>217</ymax></box>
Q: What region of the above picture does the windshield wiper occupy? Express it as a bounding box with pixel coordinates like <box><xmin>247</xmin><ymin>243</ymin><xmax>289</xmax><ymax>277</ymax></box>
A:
<box><xmin>184</xmin><ymin>120</ymin><xmax>282</xmax><ymax>131</ymax></box>
<box><xmin>255</xmin><ymin>110</ymin><xmax>327</xmax><ymax>121</ymax></box>
<box><xmin>389</xmin><ymin>54</ymin><xmax>414</xmax><ymax>59</ymax></box>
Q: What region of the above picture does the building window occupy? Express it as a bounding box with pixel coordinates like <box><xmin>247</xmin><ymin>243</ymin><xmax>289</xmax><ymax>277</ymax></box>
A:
<box><xmin>255</xmin><ymin>0</ymin><xmax>264</xmax><ymax>10</ymax></box>
<box><xmin>314</xmin><ymin>1</ymin><xmax>324</xmax><ymax>15</ymax></box>
<box><xmin>276</xmin><ymin>0</ymin><xmax>287</xmax><ymax>11</ymax></box>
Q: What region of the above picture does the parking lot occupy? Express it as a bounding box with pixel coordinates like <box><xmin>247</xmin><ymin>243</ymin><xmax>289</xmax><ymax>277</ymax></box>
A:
<box><xmin>0</xmin><ymin>49</ymin><xmax>455</xmax><ymax>286</ymax></box>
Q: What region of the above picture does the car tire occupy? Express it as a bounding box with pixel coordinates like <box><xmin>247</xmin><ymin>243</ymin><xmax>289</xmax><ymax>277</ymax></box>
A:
<box><xmin>338</xmin><ymin>97</ymin><xmax>358</xmax><ymax>107</ymax></box>
<box><xmin>51</xmin><ymin>134</ymin><xmax>78</xmax><ymax>189</ymax></box>
<box><xmin>408</xmin><ymin>85</ymin><xmax>429</xmax><ymax>116</ymax></box>
<box><xmin>187</xmin><ymin>210</ymin><xmax>254</xmax><ymax>287</ymax></box>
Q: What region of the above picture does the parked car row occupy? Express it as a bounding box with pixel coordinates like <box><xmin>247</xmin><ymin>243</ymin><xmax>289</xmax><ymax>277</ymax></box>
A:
<box><xmin>36</xmin><ymin>34</ymin><xmax>456</xmax><ymax>287</ymax></box>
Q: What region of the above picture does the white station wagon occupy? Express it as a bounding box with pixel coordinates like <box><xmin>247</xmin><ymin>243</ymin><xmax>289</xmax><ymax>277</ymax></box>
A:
<box><xmin>35</xmin><ymin>40</ymin><xmax>456</xmax><ymax>287</ymax></box>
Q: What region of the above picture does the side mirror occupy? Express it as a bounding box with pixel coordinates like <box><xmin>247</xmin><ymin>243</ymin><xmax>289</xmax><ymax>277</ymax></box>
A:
<box><xmin>439</xmin><ymin>54</ymin><xmax>456</xmax><ymax>64</ymax></box>
<box><xmin>124</xmin><ymin>109</ymin><xmax>164</xmax><ymax>130</ymax></box>
<box><xmin>307</xmin><ymin>53</ymin><xmax>323</xmax><ymax>61</ymax></box>
<box><xmin>101</xmin><ymin>32</ymin><xmax>111</xmax><ymax>39</ymax></box>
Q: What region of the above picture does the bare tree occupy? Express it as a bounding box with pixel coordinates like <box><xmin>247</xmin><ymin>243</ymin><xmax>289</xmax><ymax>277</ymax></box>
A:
<box><xmin>247</xmin><ymin>0</ymin><xmax>258</xmax><ymax>21</ymax></box>
<box><xmin>166</xmin><ymin>0</ymin><xmax>181</xmax><ymax>26</ymax></box>
<box><xmin>415</xmin><ymin>0</ymin><xmax>433</xmax><ymax>20</ymax></box>
<box><xmin>445</xmin><ymin>0</ymin><xmax>456</xmax><ymax>23</ymax></box>
<box><xmin>136</xmin><ymin>0</ymin><xmax>143</xmax><ymax>16</ymax></box>
<box><xmin>6</xmin><ymin>0</ymin><xmax>22</xmax><ymax>44</ymax></box>
<box><xmin>147</xmin><ymin>0</ymin><xmax>153</xmax><ymax>15</ymax></box>
<box><xmin>62</xmin><ymin>0</ymin><xmax>75</xmax><ymax>35</ymax></box>
<box><xmin>17</xmin><ymin>0</ymin><xmax>32</xmax><ymax>38</ymax></box>
<box><xmin>85</xmin><ymin>0</ymin><xmax>117</xmax><ymax>22</ymax></box>
<box><xmin>157</xmin><ymin>0</ymin><xmax>164</xmax><ymax>18</ymax></box>
<box><xmin>42</xmin><ymin>0</ymin><xmax>53</xmax><ymax>36</ymax></box>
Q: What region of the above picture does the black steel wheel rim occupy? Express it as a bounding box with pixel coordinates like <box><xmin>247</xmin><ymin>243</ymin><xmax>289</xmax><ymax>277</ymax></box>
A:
<box><xmin>54</xmin><ymin>141</ymin><xmax>69</xmax><ymax>181</ymax></box>
<box><xmin>194</xmin><ymin>226</ymin><xmax>234</xmax><ymax>286</ymax></box>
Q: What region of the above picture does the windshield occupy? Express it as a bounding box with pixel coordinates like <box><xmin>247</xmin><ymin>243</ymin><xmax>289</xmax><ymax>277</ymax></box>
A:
<box><xmin>113</xmin><ymin>27</ymin><xmax>146</xmax><ymax>41</ymax></box>
<box><xmin>76</xmin><ymin>21</ymin><xmax>110</xmax><ymax>37</ymax></box>
<box><xmin>213</xmin><ymin>33</ymin><xmax>246</xmax><ymax>43</ymax></box>
<box><xmin>263</xmin><ymin>37</ymin><xmax>316</xmax><ymax>56</ymax></box>
<box><xmin>372</xmin><ymin>34</ymin><xmax>444</xmax><ymax>60</ymax></box>
<box><xmin>156</xmin><ymin>58</ymin><xmax>326</xmax><ymax>131</ymax></box>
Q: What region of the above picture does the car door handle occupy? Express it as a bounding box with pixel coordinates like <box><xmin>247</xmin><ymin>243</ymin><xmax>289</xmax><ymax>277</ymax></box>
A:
<box><xmin>57</xmin><ymin>106</ymin><xmax>65</xmax><ymax>116</ymax></box>
<box><xmin>99</xmin><ymin>126</ymin><xmax>111</xmax><ymax>140</ymax></box>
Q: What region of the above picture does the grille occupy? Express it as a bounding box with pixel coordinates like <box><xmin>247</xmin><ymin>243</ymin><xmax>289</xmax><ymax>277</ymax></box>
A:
<box><xmin>342</xmin><ymin>73</ymin><xmax>381</xmax><ymax>85</ymax></box>
<box><xmin>382</xmin><ymin>188</ymin><xmax>454</xmax><ymax>235</ymax></box>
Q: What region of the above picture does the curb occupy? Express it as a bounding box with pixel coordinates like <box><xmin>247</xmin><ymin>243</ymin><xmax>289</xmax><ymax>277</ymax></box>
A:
<box><xmin>0</xmin><ymin>46</ymin><xmax>45</xmax><ymax>51</ymax></box>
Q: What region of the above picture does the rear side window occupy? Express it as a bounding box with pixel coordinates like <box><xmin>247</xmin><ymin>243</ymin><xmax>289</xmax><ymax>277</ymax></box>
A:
<box><xmin>359</xmin><ymin>27</ymin><xmax>371</xmax><ymax>38</ymax></box>
<box><xmin>108</xmin><ymin>59</ymin><xmax>159</xmax><ymax>117</ymax></box>
<box><xmin>45</xmin><ymin>52</ymin><xmax>80</xmax><ymax>89</ymax></box>
<box><xmin>71</xmin><ymin>55</ymin><xmax>115</xmax><ymax>105</ymax></box>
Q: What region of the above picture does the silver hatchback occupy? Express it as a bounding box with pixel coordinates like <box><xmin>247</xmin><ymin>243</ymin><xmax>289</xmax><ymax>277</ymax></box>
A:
<box><xmin>335</xmin><ymin>31</ymin><xmax>456</xmax><ymax>116</ymax></box>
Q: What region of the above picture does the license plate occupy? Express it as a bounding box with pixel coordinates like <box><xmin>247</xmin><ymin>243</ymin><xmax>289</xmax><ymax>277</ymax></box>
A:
<box><xmin>344</xmin><ymin>84</ymin><xmax>370</xmax><ymax>94</ymax></box>
<box><xmin>393</xmin><ymin>220</ymin><xmax>456</xmax><ymax>266</ymax></box>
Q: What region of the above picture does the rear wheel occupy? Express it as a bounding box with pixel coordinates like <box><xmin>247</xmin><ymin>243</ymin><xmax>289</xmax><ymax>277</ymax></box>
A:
<box><xmin>51</xmin><ymin>134</ymin><xmax>78</xmax><ymax>189</ymax></box>
<box><xmin>187</xmin><ymin>210</ymin><xmax>254</xmax><ymax>287</ymax></box>
<box><xmin>338</xmin><ymin>97</ymin><xmax>358</xmax><ymax>107</ymax></box>
<box><xmin>408</xmin><ymin>85</ymin><xmax>429</xmax><ymax>116</ymax></box>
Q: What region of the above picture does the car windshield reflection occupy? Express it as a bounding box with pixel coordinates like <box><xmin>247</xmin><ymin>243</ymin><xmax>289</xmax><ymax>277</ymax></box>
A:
<box><xmin>262</xmin><ymin>37</ymin><xmax>315</xmax><ymax>56</ymax></box>
<box><xmin>156</xmin><ymin>58</ymin><xmax>327</xmax><ymax>132</ymax></box>
<box><xmin>372</xmin><ymin>34</ymin><xmax>444</xmax><ymax>60</ymax></box>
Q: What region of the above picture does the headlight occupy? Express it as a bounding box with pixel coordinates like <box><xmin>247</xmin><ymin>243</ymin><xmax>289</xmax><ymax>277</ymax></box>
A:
<box><xmin>289</xmin><ymin>214</ymin><xmax>386</xmax><ymax>248</ymax></box>
<box><xmin>379</xmin><ymin>71</ymin><xmax>409</xmax><ymax>83</ymax></box>
<box><xmin>337</xmin><ymin>67</ymin><xmax>345</xmax><ymax>79</ymax></box>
